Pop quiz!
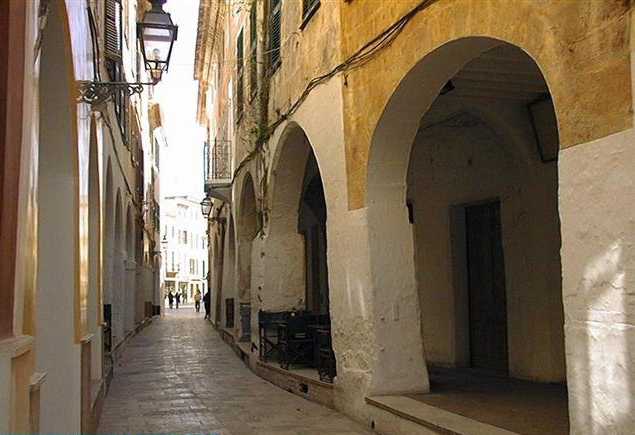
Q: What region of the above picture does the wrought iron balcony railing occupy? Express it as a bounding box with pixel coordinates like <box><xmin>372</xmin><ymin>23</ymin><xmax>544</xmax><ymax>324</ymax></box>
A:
<box><xmin>204</xmin><ymin>138</ymin><xmax>233</xmax><ymax>202</ymax></box>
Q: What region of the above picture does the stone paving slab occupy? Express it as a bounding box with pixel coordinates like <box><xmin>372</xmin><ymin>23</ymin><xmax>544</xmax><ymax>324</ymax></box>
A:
<box><xmin>96</xmin><ymin>307</ymin><xmax>374</xmax><ymax>435</ymax></box>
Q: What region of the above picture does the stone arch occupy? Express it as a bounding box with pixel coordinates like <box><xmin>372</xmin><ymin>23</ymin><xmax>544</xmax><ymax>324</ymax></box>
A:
<box><xmin>87</xmin><ymin>117</ymin><xmax>102</xmax><ymax>381</ymax></box>
<box><xmin>262</xmin><ymin>123</ymin><xmax>315</xmax><ymax>312</ymax></box>
<box><xmin>103</xmin><ymin>159</ymin><xmax>114</xmax><ymax>304</ymax></box>
<box><xmin>34</xmin><ymin>0</ymin><xmax>82</xmax><ymax>429</ymax></box>
<box><xmin>236</xmin><ymin>172</ymin><xmax>258</xmax><ymax>341</ymax></box>
<box><xmin>124</xmin><ymin>204</ymin><xmax>136</xmax><ymax>334</ymax></box>
<box><xmin>262</xmin><ymin>122</ymin><xmax>331</xmax><ymax>319</ymax></box>
<box><xmin>344</xmin><ymin>1</ymin><xmax>632</xmax><ymax>209</ymax></box>
<box><xmin>112</xmin><ymin>189</ymin><xmax>124</xmax><ymax>343</ymax></box>
<box><xmin>363</xmin><ymin>37</ymin><xmax>566</xmax><ymax>417</ymax></box>
<box><xmin>221</xmin><ymin>215</ymin><xmax>236</xmax><ymax>329</ymax></box>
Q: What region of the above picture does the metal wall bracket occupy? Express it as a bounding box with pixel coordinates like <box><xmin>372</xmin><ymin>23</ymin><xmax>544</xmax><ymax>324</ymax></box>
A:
<box><xmin>77</xmin><ymin>80</ymin><xmax>153</xmax><ymax>105</ymax></box>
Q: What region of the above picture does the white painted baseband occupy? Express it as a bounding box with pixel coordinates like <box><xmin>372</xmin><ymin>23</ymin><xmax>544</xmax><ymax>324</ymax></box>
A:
<box><xmin>366</xmin><ymin>395</ymin><xmax>519</xmax><ymax>435</ymax></box>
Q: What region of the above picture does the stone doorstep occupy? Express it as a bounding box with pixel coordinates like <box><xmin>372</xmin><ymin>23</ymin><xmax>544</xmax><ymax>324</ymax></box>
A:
<box><xmin>255</xmin><ymin>360</ymin><xmax>334</xmax><ymax>390</ymax></box>
<box><xmin>366</xmin><ymin>396</ymin><xmax>519</xmax><ymax>435</ymax></box>
<box><xmin>215</xmin><ymin>328</ymin><xmax>336</xmax><ymax>409</ymax></box>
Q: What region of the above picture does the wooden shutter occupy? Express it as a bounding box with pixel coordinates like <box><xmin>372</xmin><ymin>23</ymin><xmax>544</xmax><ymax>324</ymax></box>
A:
<box><xmin>268</xmin><ymin>0</ymin><xmax>281</xmax><ymax>69</ymax></box>
<box><xmin>249</xmin><ymin>3</ymin><xmax>257</xmax><ymax>98</ymax></box>
<box><xmin>302</xmin><ymin>0</ymin><xmax>319</xmax><ymax>19</ymax></box>
<box><xmin>104</xmin><ymin>0</ymin><xmax>122</xmax><ymax>59</ymax></box>
<box><xmin>236</xmin><ymin>30</ymin><xmax>244</xmax><ymax>117</ymax></box>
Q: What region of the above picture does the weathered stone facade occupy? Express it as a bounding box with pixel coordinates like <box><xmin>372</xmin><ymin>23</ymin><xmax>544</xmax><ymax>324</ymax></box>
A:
<box><xmin>196</xmin><ymin>1</ymin><xmax>635</xmax><ymax>433</ymax></box>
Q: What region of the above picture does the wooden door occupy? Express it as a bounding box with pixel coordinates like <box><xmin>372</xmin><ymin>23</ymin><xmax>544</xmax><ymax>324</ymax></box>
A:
<box><xmin>466</xmin><ymin>201</ymin><xmax>508</xmax><ymax>372</ymax></box>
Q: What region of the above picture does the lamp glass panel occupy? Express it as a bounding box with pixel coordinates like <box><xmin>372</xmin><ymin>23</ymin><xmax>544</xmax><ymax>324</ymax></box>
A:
<box><xmin>141</xmin><ymin>26</ymin><xmax>174</xmax><ymax>64</ymax></box>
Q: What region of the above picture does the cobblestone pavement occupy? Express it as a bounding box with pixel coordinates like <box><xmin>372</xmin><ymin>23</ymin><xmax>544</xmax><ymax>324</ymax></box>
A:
<box><xmin>97</xmin><ymin>306</ymin><xmax>374</xmax><ymax>435</ymax></box>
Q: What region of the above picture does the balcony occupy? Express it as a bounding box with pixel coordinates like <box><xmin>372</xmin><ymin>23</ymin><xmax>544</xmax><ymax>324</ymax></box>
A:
<box><xmin>204</xmin><ymin>139</ymin><xmax>232</xmax><ymax>203</ymax></box>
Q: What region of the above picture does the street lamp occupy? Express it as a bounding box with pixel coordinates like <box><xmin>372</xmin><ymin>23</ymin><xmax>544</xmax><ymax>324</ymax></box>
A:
<box><xmin>78</xmin><ymin>0</ymin><xmax>178</xmax><ymax>105</ymax></box>
<box><xmin>137</xmin><ymin>0</ymin><xmax>179</xmax><ymax>85</ymax></box>
<box><xmin>200</xmin><ymin>197</ymin><xmax>212</xmax><ymax>219</ymax></box>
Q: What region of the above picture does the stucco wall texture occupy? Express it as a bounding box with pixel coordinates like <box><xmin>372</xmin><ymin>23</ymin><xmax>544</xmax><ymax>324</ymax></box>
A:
<box><xmin>340</xmin><ymin>0</ymin><xmax>632</xmax><ymax>209</ymax></box>
<box><xmin>198</xmin><ymin>0</ymin><xmax>635</xmax><ymax>433</ymax></box>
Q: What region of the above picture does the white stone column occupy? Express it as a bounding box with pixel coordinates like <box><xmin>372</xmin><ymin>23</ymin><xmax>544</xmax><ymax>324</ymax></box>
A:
<box><xmin>111</xmin><ymin>250</ymin><xmax>126</xmax><ymax>345</ymax></box>
<box><xmin>124</xmin><ymin>259</ymin><xmax>137</xmax><ymax>334</ymax></box>
<box><xmin>363</xmin><ymin>201</ymin><xmax>429</xmax><ymax>396</ymax></box>
<box><xmin>559</xmin><ymin>129</ymin><xmax>635</xmax><ymax>434</ymax></box>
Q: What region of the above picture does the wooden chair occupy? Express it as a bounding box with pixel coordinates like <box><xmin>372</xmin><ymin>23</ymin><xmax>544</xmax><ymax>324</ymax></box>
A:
<box><xmin>278</xmin><ymin>312</ymin><xmax>314</xmax><ymax>370</ymax></box>
<box><xmin>258</xmin><ymin>310</ymin><xmax>287</xmax><ymax>362</ymax></box>
<box><xmin>315</xmin><ymin>327</ymin><xmax>336</xmax><ymax>382</ymax></box>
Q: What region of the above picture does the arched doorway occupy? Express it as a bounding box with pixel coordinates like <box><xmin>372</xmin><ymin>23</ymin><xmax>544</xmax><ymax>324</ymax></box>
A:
<box><xmin>263</xmin><ymin>124</ymin><xmax>334</xmax><ymax>378</ymax></box>
<box><xmin>112</xmin><ymin>190</ymin><xmax>124</xmax><ymax>344</ymax></box>
<box><xmin>221</xmin><ymin>216</ymin><xmax>236</xmax><ymax>331</ymax></box>
<box><xmin>124</xmin><ymin>205</ymin><xmax>136</xmax><ymax>334</ymax></box>
<box><xmin>237</xmin><ymin>173</ymin><xmax>258</xmax><ymax>342</ymax></box>
<box><xmin>365</xmin><ymin>38</ymin><xmax>567</xmax><ymax>433</ymax></box>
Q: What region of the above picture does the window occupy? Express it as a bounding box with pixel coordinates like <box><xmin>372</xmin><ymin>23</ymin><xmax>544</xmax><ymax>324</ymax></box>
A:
<box><xmin>301</xmin><ymin>0</ymin><xmax>320</xmax><ymax>26</ymax></box>
<box><xmin>249</xmin><ymin>4</ymin><xmax>258</xmax><ymax>99</ymax></box>
<box><xmin>189</xmin><ymin>259</ymin><xmax>196</xmax><ymax>275</ymax></box>
<box><xmin>236</xmin><ymin>30</ymin><xmax>244</xmax><ymax>119</ymax></box>
<box><xmin>104</xmin><ymin>0</ymin><xmax>127</xmax><ymax>138</ymax></box>
<box><xmin>268</xmin><ymin>0</ymin><xmax>281</xmax><ymax>70</ymax></box>
<box><xmin>202</xmin><ymin>261</ymin><xmax>206</xmax><ymax>276</ymax></box>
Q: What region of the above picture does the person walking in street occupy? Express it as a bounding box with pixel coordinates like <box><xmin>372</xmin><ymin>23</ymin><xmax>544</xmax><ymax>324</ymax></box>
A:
<box><xmin>203</xmin><ymin>290</ymin><xmax>211</xmax><ymax>320</ymax></box>
<box><xmin>168</xmin><ymin>291</ymin><xmax>174</xmax><ymax>309</ymax></box>
<box><xmin>194</xmin><ymin>289</ymin><xmax>202</xmax><ymax>313</ymax></box>
<box><xmin>175</xmin><ymin>291</ymin><xmax>181</xmax><ymax>309</ymax></box>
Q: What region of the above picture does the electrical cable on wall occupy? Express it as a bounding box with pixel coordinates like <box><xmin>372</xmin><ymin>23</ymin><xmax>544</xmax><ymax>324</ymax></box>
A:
<box><xmin>229</xmin><ymin>0</ymin><xmax>439</xmax><ymax>182</ymax></box>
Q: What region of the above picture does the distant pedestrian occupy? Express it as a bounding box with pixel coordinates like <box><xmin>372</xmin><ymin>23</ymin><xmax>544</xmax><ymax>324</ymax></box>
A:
<box><xmin>203</xmin><ymin>291</ymin><xmax>211</xmax><ymax>320</ymax></box>
<box><xmin>194</xmin><ymin>290</ymin><xmax>202</xmax><ymax>313</ymax></box>
<box><xmin>168</xmin><ymin>291</ymin><xmax>174</xmax><ymax>309</ymax></box>
<box><xmin>175</xmin><ymin>291</ymin><xmax>181</xmax><ymax>309</ymax></box>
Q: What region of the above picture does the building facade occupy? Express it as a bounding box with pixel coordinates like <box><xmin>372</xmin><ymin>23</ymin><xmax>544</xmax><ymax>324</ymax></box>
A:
<box><xmin>195</xmin><ymin>1</ymin><xmax>635</xmax><ymax>434</ymax></box>
<box><xmin>160</xmin><ymin>196</ymin><xmax>208</xmax><ymax>302</ymax></box>
<box><xmin>0</xmin><ymin>0</ymin><xmax>166</xmax><ymax>432</ymax></box>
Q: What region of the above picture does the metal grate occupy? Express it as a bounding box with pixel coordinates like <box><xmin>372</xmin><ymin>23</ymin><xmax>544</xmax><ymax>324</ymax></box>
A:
<box><xmin>205</xmin><ymin>138</ymin><xmax>232</xmax><ymax>182</ymax></box>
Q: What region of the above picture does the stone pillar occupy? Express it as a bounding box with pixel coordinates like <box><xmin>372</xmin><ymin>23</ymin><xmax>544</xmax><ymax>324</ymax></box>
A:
<box><xmin>111</xmin><ymin>250</ymin><xmax>126</xmax><ymax>345</ymax></box>
<box><xmin>124</xmin><ymin>259</ymin><xmax>137</xmax><ymax>334</ymax></box>
<box><xmin>364</xmin><ymin>202</ymin><xmax>429</xmax><ymax>396</ymax></box>
<box><xmin>559</xmin><ymin>129</ymin><xmax>635</xmax><ymax>434</ymax></box>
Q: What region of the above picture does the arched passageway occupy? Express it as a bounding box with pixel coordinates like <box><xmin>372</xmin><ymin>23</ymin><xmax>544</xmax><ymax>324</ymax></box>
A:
<box><xmin>365</xmin><ymin>38</ymin><xmax>567</xmax><ymax>433</ymax></box>
<box><xmin>261</xmin><ymin>124</ymin><xmax>335</xmax><ymax>379</ymax></box>
<box><xmin>124</xmin><ymin>205</ymin><xmax>136</xmax><ymax>334</ymax></box>
<box><xmin>220</xmin><ymin>216</ymin><xmax>236</xmax><ymax>330</ymax></box>
<box><xmin>113</xmin><ymin>190</ymin><xmax>124</xmax><ymax>344</ymax></box>
<box><xmin>236</xmin><ymin>174</ymin><xmax>258</xmax><ymax>342</ymax></box>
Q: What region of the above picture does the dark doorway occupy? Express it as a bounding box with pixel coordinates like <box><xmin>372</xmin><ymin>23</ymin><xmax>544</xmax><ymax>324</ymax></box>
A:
<box><xmin>466</xmin><ymin>200</ymin><xmax>508</xmax><ymax>372</ymax></box>
<box><xmin>299</xmin><ymin>153</ymin><xmax>329</xmax><ymax>316</ymax></box>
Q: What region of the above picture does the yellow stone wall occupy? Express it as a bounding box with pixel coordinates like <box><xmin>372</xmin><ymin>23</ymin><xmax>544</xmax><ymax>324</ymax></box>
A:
<box><xmin>339</xmin><ymin>0</ymin><xmax>633</xmax><ymax>209</ymax></box>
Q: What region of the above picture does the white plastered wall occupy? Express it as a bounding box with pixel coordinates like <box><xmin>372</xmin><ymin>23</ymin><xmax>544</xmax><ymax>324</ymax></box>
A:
<box><xmin>559</xmin><ymin>128</ymin><xmax>635</xmax><ymax>434</ymax></box>
<box><xmin>555</xmin><ymin>24</ymin><xmax>635</xmax><ymax>434</ymax></box>
<box><xmin>258</xmin><ymin>78</ymin><xmax>399</xmax><ymax>421</ymax></box>
<box><xmin>35</xmin><ymin>0</ymin><xmax>81</xmax><ymax>430</ymax></box>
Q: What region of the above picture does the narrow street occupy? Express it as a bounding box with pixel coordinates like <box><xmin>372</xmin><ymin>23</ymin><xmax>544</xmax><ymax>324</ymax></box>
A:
<box><xmin>97</xmin><ymin>306</ymin><xmax>374</xmax><ymax>435</ymax></box>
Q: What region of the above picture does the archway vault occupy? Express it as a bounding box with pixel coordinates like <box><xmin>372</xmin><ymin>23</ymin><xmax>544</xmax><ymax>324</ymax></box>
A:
<box><xmin>343</xmin><ymin>0</ymin><xmax>632</xmax><ymax>210</ymax></box>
